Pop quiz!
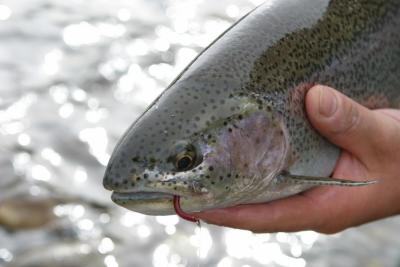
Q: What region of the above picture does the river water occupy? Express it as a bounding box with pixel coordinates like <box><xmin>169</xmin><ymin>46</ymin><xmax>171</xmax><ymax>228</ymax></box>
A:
<box><xmin>0</xmin><ymin>0</ymin><xmax>399</xmax><ymax>266</ymax></box>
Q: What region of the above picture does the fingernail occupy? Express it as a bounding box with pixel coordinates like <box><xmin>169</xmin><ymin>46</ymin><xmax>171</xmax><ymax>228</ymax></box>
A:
<box><xmin>318</xmin><ymin>87</ymin><xmax>338</xmax><ymax>117</ymax></box>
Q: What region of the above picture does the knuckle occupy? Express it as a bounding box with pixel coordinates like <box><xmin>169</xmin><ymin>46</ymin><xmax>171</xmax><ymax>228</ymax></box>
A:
<box><xmin>251</xmin><ymin>228</ymin><xmax>266</xmax><ymax>234</ymax></box>
<box><xmin>363</xmin><ymin>112</ymin><xmax>400</xmax><ymax>166</ymax></box>
<box><xmin>314</xmin><ymin>216</ymin><xmax>349</xmax><ymax>234</ymax></box>
<box><xmin>316</xmin><ymin>225</ymin><xmax>342</xmax><ymax>235</ymax></box>
<box><xmin>249</xmin><ymin>224</ymin><xmax>274</xmax><ymax>234</ymax></box>
<box><xmin>334</xmin><ymin>99</ymin><xmax>361</xmax><ymax>136</ymax></box>
<box><xmin>249</xmin><ymin>222</ymin><xmax>282</xmax><ymax>233</ymax></box>
<box><xmin>318</xmin><ymin>229</ymin><xmax>338</xmax><ymax>235</ymax></box>
<box><xmin>306</xmin><ymin>205</ymin><xmax>339</xmax><ymax>234</ymax></box>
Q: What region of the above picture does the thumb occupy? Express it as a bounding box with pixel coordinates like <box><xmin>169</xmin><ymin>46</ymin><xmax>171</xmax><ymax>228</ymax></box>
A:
<box><xmin>305</xmin><ymin>85</ymin><xmax>399</xmax><ymax>164</ymax></box>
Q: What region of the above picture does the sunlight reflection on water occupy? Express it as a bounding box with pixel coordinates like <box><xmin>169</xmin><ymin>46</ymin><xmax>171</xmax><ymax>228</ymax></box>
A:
<box><xmin>0</xmin><ymin>0</ymin><xmax>400</xmax><ymax>267</ymax></box>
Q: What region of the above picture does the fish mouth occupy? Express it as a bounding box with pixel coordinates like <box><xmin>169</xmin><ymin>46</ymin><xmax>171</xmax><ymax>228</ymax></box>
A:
<box><xmin>110</xmin><ymin>190</ymin><xmax>208</xmax><ymax>216</ymax></box>
<box><xmin>111</xmin><ymin>191</ymin><xmax>177</xmax><ymax>215</ymax></box>
<box><xmin>111</xmin><ymin>191</ymin><xmax>175</xmax><ymax>202</ymax></box>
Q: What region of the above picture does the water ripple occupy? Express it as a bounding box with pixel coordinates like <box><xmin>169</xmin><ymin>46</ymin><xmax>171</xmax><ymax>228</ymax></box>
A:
<box><xmin>0</xmin><ymin>1</ymin><xmax>399</xmax><ymax>267</ymax></box>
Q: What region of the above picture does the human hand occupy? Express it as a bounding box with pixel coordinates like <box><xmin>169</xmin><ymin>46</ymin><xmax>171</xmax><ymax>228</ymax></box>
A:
<box><xmin>194</xmin><ymin>85</ymin><xmax>400</xmax><ymax>234</ymax></box>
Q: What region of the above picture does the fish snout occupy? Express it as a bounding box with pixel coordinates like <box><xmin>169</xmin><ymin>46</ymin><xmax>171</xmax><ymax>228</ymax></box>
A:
<box><xmin>103</xmin><ymin>154</ymin><xmax>139</xmax><ymax>192</ymax></box>
<box><xmin>103</xmin><ymin>167</ymin><xmax>140</xmax><ymax>193</ymax></box>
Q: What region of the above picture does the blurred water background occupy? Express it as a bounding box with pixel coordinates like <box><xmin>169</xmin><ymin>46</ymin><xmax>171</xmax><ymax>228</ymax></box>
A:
<box><xmin>0</xmin><ymin>0</ymin><xmax>400</xmax><ymax>266</ymax></box>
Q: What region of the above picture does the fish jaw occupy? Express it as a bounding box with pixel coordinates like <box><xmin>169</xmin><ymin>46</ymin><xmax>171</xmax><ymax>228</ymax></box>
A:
<box><xmin>111</xmin><ymin>191</ymin><xmax>175</xmax><ymax>215</ymax></box>
<box><xmin>105</xmin><ymin>167</ymin><xmax>214</xmax><ymax>215</ymax></box>
<box><xmin>111</xmin><ymin>189</ymin><xmax>214</xmax><ymax>215</ymax></box>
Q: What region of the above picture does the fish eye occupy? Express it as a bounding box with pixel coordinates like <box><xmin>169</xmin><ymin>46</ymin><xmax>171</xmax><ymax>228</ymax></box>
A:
<box><xmin>170</xmin><ymin>142</ymin><xmax>201</xmax><ymax>172</ymax></box>
<box><xmin>175</xmin><ymin>153</ymin><xmax>195</xmax><ymax>171</ymax></box>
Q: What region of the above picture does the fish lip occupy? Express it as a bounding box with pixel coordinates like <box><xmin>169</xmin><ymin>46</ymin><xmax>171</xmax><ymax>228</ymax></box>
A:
<box><xmin>111</xmin><ymin>191</ymin><xmax>176</xmax><ymax>202</ymax></box>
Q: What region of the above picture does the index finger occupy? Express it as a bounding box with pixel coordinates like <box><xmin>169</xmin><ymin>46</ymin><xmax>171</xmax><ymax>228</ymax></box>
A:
<box><xmin>193</xmin><ymin>191</ymin><xmax>324</xmax><ymax>233</ymax></box>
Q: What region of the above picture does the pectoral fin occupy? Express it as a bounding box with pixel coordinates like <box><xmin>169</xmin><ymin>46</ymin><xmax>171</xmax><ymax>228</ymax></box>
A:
<box><xmin>278</xmin><ymin>171</ymin><xmax>377</xmax><ymax>186</ymax></box>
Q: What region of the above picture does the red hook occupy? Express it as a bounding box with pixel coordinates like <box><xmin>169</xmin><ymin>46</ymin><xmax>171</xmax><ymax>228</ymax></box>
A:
<box><xmin>173</xmin><ymin>195</ymin><xmax>198</xmax><ymax>223</ymax></box>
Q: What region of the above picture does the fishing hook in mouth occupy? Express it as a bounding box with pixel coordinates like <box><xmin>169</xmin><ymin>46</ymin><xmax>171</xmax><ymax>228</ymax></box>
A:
<box><xmin>173</xmin><ymin>195</ymin><xmax>198</xmax><ymax>223</ymax></box>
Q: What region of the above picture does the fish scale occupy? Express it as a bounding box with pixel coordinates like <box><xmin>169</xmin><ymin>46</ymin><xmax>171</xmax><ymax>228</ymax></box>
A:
<box><xmin>103</xmin><ymin>0</ymin><xmax>400</xmax><ymax>218</ymax></box>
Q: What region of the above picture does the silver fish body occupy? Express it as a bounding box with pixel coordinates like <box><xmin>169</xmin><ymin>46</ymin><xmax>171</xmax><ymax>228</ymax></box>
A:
<box><xmin>103</xmin><ymin>0</ymin><xmax>400</xmax><ymax>215</ymax></box>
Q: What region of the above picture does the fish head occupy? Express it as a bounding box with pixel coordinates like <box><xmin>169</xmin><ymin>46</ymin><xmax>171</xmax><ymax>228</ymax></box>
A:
<box><xmin>103</xmin><ymin>79</ymin><xmax>288</xmax><ymax>215</ymax></box>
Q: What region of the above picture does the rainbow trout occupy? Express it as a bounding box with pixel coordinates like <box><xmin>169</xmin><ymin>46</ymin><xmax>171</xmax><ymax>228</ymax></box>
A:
<box><xmin>103</xmin><ymin>0</ymin><xmax>400</xmax><ymax>218</ymax></box>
